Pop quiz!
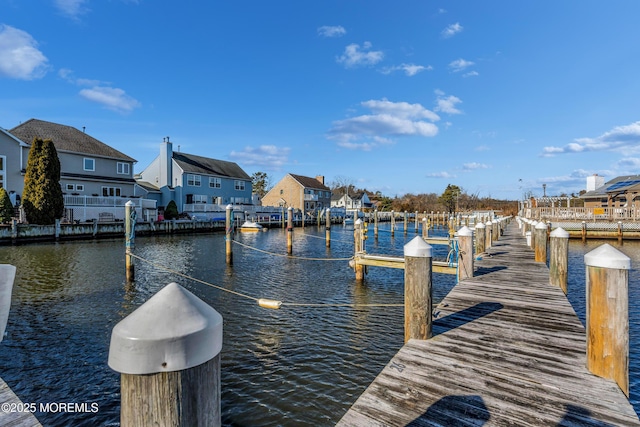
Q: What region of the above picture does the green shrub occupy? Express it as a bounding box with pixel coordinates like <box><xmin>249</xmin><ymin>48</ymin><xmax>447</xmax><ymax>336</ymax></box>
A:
<box><xmin>164</xmin><ymin>200</ymin><xmax>179</xmax><ymax>220</ymax></box>
<box><xmin>0</xmin><ymin>188</ymin><xmax>13</xmax><ymax>223</ymax></box>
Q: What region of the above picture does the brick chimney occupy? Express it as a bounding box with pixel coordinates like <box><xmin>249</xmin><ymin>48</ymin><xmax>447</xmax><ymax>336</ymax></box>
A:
<box><xmin>315</xmin><ymin>175</ymin><xmax>324</xmax><ymax>185</ymax></box>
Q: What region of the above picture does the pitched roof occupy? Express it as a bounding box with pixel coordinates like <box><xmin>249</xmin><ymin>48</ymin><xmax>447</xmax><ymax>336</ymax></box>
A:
<box><xmin>289</xmin><ymin>173</ymin><xmax>330</xmax><ymax>190</ymax></box>
<box><xmin>172</xmin><ymin>152</ymin><xmax>250</xmax><ymax>180</ymax></box>
<box><xmin>10</xmin><ymin>118</ymin><xmax>136</xmax><ymax>162</ymax></box>
<box><xmin>581</xmin><ymin>174</ymin><xmax>640</xmax><ymax>198</ymax></box>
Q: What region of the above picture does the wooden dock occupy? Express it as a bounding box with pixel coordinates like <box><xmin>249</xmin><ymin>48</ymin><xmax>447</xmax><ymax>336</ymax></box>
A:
<box><xmin>0</xmin><ymin>377</ymin><xmax>41</xmax><ymax>426</ymax></box>
<box><xmin>337</xmin><ymin>221</ymin><xmax>640</xmax><ymax>426</ymax></box>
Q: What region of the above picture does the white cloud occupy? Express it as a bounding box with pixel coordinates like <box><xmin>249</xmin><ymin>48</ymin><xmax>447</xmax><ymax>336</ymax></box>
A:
<box><xmin>427</xmin><ymin>171</ymin><xmax>456</xmax><ymax>179</ymax></box>
<box><xmin>229</xmin><ymin>145</ymin><xmax>290</xmax><ymax>170</ymax></box>
<box><xmin>58</xmin><ymin>68</ymin><xmax>103</xmax><ymax>86</ymax></box>
<box><xmin>79</xmin><ymin>86</ymin><xmax>141</xmax><ymax>113</ymax></box>
<box><xmin>463</xmin><ymin>162</ymin><xmax>490</xmax><ymax>171</ymax></box>
<box><xmin>449</xmin><ymin>58</ymin><xmax>474</xmax><ymax>72</ymax></box>
<box><xmin>381</xmin><ymin>63</ymin><xmax>432</xmax><ymax>76</ymax></box>
<box><xmin>328</xmin><ymin>99</ymin><xmax>440</xmax><ymax>150</ymax></box>
<box><xmin>441</xmin><ymin>23</ymin><xmax>463</xmax><ymax>38</ymax></box>
<box><xmin>463</xmin><ymin>71</ymin><xmax>479</xmax><ymax>78</ymax></box>
<box><xmin>542</xmin><ymin>121</ymin><xmax>640</xmax><ymax>156</ymax></box>
<box><xmin>434</xmin><ymin>91</ymin><xmax>463</xmax><ymax>115</ymax></box>
<box><xmin>336</xmin><ymin>42</ymin><xmax>384</xmax><ymax>68</ymax></box>
<box><xmin>318</xmin><ymin>25</ymin><xmax>346</xmax><ymax>38</ymax></box>
<box><xmin>0</xmin><ymin>25</ymin><xmax>49</xmax><ymax>80</ymax></box>
<box><xmin>617</xmin><ymin>157</ymin><xmax>640</xmax><ymax>169</ymax></box>
<box><xmin>55</xmin><ymin>0</ymin><xmax>89</xmax><ymax>20</ymax></box>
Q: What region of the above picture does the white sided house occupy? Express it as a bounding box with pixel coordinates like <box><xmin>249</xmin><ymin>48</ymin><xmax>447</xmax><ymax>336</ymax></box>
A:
<box><xmin>137</xmin><ymin>138</ymin><xmax>253</xmax><ymax>218</ymax></box>
<box><xmin>8</xmin><ymin>118</ymin><xmax>156</xmax><ymax>222</ymax></box>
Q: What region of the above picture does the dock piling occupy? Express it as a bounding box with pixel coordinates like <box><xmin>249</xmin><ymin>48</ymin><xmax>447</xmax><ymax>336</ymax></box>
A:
<box><xmin>475</xmin><ymin>221</ymin><xmax>486</xmax><ymax>255</ymax></box>
<box><xmin>457</xmin><ymin>226</ymin><xmax>474</xmax><ymax>281</ymax></box>
<box><xmin>225</xmin><ymin>205</ymin><xmax>233</xmax><ymax>265</ymax></box>
<box><xmin>125</xmin><ymin>201</ymin><xmax>136</xmax><ymax>282</ymax></box>
<box><xmin>287</xmin><ymin>207</ymin><xmax>293</xmax><ymax>255</ymax></box>
<box><xmin>325</xmin><ymin>208</ymin><xmax>331</xmax><ymax>248</ymax></box>
<box><xmin>550</xmin><ymin>227</ymin><xmax>569</xmax><ymax>294</ymax></box>
<box><xmin>534</xmin><ymin>221</ymin><xmax>548</xmax><ymax>263</ymax></box>
<box><xmin>404</xmin><ymin>236</ymin><xmax>433</xmax><ymax>342</ymax></box>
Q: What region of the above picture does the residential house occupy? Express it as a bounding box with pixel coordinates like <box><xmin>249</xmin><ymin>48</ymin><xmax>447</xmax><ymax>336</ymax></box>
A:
<box><xmin>6</xmin><ymin>119</ymin><xmax>154</xmax><ymax>221</ymax></box>
<box><xmin>261</xmin><ymin>174</ymin><xmax>331</xmax><ymax>213</ymax></box>
<box><xmin>0</xmin><ymin>127</ymin><xmax>29</xmax><ymax>203</ymax></box>
<box><xmin>581</xmin><ymin>174</ymin><xmax>640</xmax><ymax>209</ymax></box>
<box><xmin>331</xmin><ymin>190</ymin><xmax>372</xmax><ymax>211</ymax></box>
<box><xmin>137</xmin><ymin>138</ymin><xmax>252</xmax><ymax>215</ymax></box>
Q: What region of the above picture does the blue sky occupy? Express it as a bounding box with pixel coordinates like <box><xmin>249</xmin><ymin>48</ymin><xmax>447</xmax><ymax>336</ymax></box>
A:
<box><xmin>2</xmin><ymin>1</ymin><xmax>640</xmax><ymax>200</ymax></box>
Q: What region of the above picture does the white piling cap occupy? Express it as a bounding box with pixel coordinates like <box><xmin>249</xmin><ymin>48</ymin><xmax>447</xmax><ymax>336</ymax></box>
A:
<box><xmin>584</xmin><ymin>244</ymin><xmax>630</xmax><ymax>270</ymax></box>
<box><xmin>355</xmin><ymin>219</ymin><xmax>363</xmax><ymax>225</ymax></box>
<box><xmin>475</xmin><ymin>222</ymin><xmax>486</xmax><ymax>229</ymax></box>
<box><xmin>108</xmin><ymin>283</ymin><xmax>223</xmax><ymax>374</ymax></box>
<box><xmin>404</xmin><ymin>236</ymin><xmax>432</xmax><ymax>257</ymax></box>
<box><xmin>485</xmin><ymin>220</ymin><xmax>492</xmax><ymax>225</ymax></box>
<box><xmin>550</xmin><ymin>227</ymin><xmax>569</xmax><ymax>238</ymax></box>
<box><xmin>458</xmin><ymin>226</ymin><xmax>473</xmax><ymax>237</ymax></box>
<box><xmin>125</xmin><ymin>200</ymin><xmax>135</xmax><ymax>207</ymax></box>
<box><xmin>0</xmin><ymin>265</ymin><xmax>15</xmax><ymax>343</ymax></box>
<box><xmin>535</xmin><ymin>221</ymin><xmax>547</xmax><ymax>230</ymax></box>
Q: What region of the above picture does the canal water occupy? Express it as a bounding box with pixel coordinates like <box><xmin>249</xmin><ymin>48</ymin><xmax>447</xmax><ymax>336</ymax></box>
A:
<box><xmin>0</xmin><ymin>223</ymin><xmax>637</xmax><ymax>426</ymax></box>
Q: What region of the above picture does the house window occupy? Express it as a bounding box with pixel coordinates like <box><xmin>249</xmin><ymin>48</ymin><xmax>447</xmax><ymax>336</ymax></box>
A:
<box><xmin>209</xmin><ymin>177</ymin><xmax>221</xmax><ymax>188</ymax></box>
<box><xmin>194</xmin><ymin>194</ymin><xmax>207</xmax><ymax>203</ymax></box>
<box><xmin>280</xmin><ymin>189</ymin><xmax>283</xmax><ymax>195</ymax></box>
<box><xmin>65</xmin><ymin>184</ymin><xmax>85</xmax><ymax>192</ymax></box>
<box><xmin>102</xmin><ymin>186</ymin><xmax>121</xmax><ymax>197</ymax></box>
<box><xmin>66</xmin><ymin>184</ymin><xmax>74</xmax><ymax>191</ymax></box>
<box><xmin>83</xmin><ymin>158</ymin><xmax>95</xmax><ymax>171</ymax></box>
<box><xmin>76</xmin><ymin>184</ymin><xmax>84</xmax><ymax>192</ymax></box>
<box><xmin>187</xmin><ymin>174</ymin><xmax>201</xmax><ymax>187</ymax></box>
<box><xmin>117</xmin><ymin>162</ymin><xmax>130</xmax><ymax>175</ymax></box>
<box><xmin>234</xmin><ymin>180</ymin><xmax>245</xmax><ymax>191</ymax></box>
<box><xmin>0</xmin><ymin>156</ymin><xmax>4</xmax><ymax>188</ymax></box>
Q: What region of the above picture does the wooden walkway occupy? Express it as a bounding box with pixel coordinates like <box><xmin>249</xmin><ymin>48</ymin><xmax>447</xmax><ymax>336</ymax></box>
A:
<box><xmin>337</xmin><ymin>221</ymin><xmax>640</xmax><ymax>426</ymax></box>
<box><xmin>0</xmin><ymin>377</ymin><xmax>41</xmax><ymax>426</ymax></box>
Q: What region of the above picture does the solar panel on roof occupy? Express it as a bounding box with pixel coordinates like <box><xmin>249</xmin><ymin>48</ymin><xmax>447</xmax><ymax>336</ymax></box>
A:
<box><xmin>606</xmin><ymin>180</ymin><xmax>640</xmax><ymax>191</ymax></box>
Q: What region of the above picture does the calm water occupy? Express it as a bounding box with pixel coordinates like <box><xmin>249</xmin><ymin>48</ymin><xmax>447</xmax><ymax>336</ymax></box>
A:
<box><xmin>0</xmin><ymin>223</ymin><xmax>637</xmax><ymax>426</ymax></box>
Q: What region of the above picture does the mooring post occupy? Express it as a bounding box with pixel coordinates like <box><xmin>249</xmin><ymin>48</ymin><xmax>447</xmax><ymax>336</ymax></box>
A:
<box><xmin>404</xmin><ymin>211</ymin><xmax>408</xmax><ymax>235</ymax></box>
<box><xmin>374</xmin><ymin>209</ymin><xmax>378</xmax><ymax>240</ymax></box>
<box><xmin>529</xmin><ymin>220</ymin><xmax>537</xmax><ymax>250</ymax></box>
<box><xmin>287</xmin><ymin>207</ymin><xmax>293</xmax><ymax>255</ymax></box>
<box><xmin>422</xmin><ymin>218</ymin><xmax>428</xmax><ymax>239</ymax></box>
<box><xmin>125</xmin><ymin>200</ymin><xmax>136</xmax><ymax>282</ymax></box>
<box><xmin>550</xmin><ymin>227</ymin><xmax>569</xmax><ymax>294</ymax></box>
<box><xmin>581</xmin><ymin>220</ymin><xmax>587</xmax><ymax>242</ymax></box>
<box><xmin>475</xmin><ymin>221</ymin><xmax>486</xmax><ymax>255</ymax></box>
<box><xmin>457</xmin><ymin>226</ymin><xmax>474</xmax><ymax>281</ymax></box>
<box><xmin>0</xmin><ymin>265</ymin><xmax>16</xmax><ymax>343</ymax></box>
<box><xmin>584</xmin><ymin>244</ymin><xmax>630</xmax><ymax>397</ymax></box>
<box><xmin>485</xmin><ymin>220</ymin><xmax>492</xmax><ymax>250</ymax></box>
<box><xmin>618</xmin><ymin>221</ymin><xmax>623</xmax><ymax>243</ymax></box>
<box><xmin>391</xmin><ymin>211</ymin><xmax>395</xmax><ymax>237</ymax></box>
<box><xmin>404</xmin><ymin>236</ymin><xmax>433</xmax><ymax>342</ymax></box>
<box><xmin>414</xmin><ymin>211</ymin><xmax>419</xmax><ymax>233</ymax></box>
<box><xmin>354</xmin><ymin>219</ymin><xmax>365</xmax><ymax>281</ymax></box>
<box><xmin>325</xmin><ymin>208</ymin><xmax>331</xmax><ymax>248</ymax></box>
<box><xmin>492</xmin><ymin>218</ymin><xmax>499</xmax><ymax>243</ymax></box>
<box><xmin>109</xmin><ymin>283</ymin><xmax>223</xmax><ymax>426</ymax></box>
<box><xmin>534</xmin><ymin>221</ymin><xmax>548</xmax><ymax>263</ymax></box>
<box><xmin>225</xmin><ymin>205</ymin><xmax>233</xmax><ymax>265</ymax></box>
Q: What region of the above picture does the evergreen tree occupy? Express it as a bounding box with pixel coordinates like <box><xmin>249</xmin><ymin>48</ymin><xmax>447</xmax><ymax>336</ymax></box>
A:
<box><xmin>0</xmin><ymin>188</ymin><xmax>13</xmax><ymax>223</ymax></box>
<box><xmin>22</xmin><ymin>138</ymin><xmax>65</xmax><ymax>224</ymax></box>
<box><xmin>164</xmin><ymin>200</ymin><xmax>179</xmax><ymax>220</ymax></box>
<box><xmin>438</xmin><ymin>184</ymin><xmax>462</xmax><ymax>214</ymax></box>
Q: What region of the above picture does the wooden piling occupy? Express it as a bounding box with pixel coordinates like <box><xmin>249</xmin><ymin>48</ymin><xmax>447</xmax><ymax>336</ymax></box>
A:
<box><xmin>391</xmin><ymin>211</ymin><xmax>395</xmax><ymax>237</ymax></box>
<box><xmin>529</xmin><ymin>220</ymin><xmax>537</xmax><ymax>250</ymax></box>
<box><xmin>225</xmin><ymin>205</ymin><xmax>233</xmax><ymax>265</ymax></box>
<box><xmin>534</xmin><ymin>221</ymin><xmax>547</xmax><ymax>263</ymax></box>
<box><xmin>404</xmin><ymin>211</ymin><xmax>408</xmax><ymax>235</ymax></box>
<box><xmin>354</xmin><ymin>219</ymin><xmax>365</xmax><ymax>281</ymax></box>
<box><xmin>414</xmin><ymin>211</ymin><xmax>419</xmax><ymax>233</ymax></box>
<box><xmin>374</xmin><ymin>209</ymin><xmax>378</xmax><ymax>240</ymax></box>
<box><xmin>582</xmin><ymin>221</ymin><xmax>587</xmax><ymax>242</ymax></box>
<box><xmin>404</xmin><ymin>236</ymin><xmax>433</xmax><ymax>342</ymax></box>
<box><xmin>422</xmin><ymin>218</ymin><xmax>428</xmax><ymax>239</ymax></box>
<box><xmin>550</xmin><ymin>227</ymin><xmax>569</xmax><ymax>294</ymax></box>
<box><xmin>475</xmin><ymin>222</ymin><xmax>486</xmax><ymax>255</ymax></box>
<box><xmin>457</xmin><ymin>226</ymin><xmax>474</xmax><ymax>281</ymax></box>
<box><xmin>125</xmin><ymin>201</ymin><xmax>136</xmax><ymax>282</ymax></box>
<box><xmin>109</xmin><ymin>283</ymin><xmax>223</xmax><ymax>427</ymax></box>
<box><xmin>485</xmin><ymin>220</ymin><xmax>492</xmax><ymax>249</ymax></box>
<box><xmin>618</xmin><ymin>221</ymin><xmax>623</xmax><ymax>244</ymax></box>
<box><xmin>584</xmin><ymin>244</ymin><xmax>630</xmax><ymax>396</ymax></box>
<box><xmin>325</xmin><ymin>208</ymin><xmax>331</xmax><ymax>248</ymax></box>
<box><xmin>287</xmin><ymin>207</ymin><xmax>293</xmax><ymax>255</ymax></box>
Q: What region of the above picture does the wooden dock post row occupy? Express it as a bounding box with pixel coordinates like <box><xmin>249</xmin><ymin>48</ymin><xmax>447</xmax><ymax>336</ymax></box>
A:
<box><xmin>109</xmin><ymin>282</ymin><xmax>223</xmax><ymax>427</ymax></box>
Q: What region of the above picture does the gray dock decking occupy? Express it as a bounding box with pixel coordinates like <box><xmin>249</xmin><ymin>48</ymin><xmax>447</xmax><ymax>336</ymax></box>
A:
<box><xmin>0</xmin><ymin>377</ymin><xmax>41</xmax><ymax>427</ymax></box>
<box><xmin>338</xmin><ymin>221</ymin><xmax>640</xmax><ymax>426</ymax></box>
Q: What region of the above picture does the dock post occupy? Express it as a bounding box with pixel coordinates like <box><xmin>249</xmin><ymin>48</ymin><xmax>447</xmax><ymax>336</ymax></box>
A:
<box><xmin>581</xmin><ymin>220</ymin><xmax>587</xmax><ymax>242</ymax></box>
<box><xmin>422</xmin><ymin>218</ymin><xmax>428</xmax><ymax>239</ymax></box>
<box><xmin>404</xmin><ymin>211</ymin><xmax>408</xmax><ymax>235</ymax></box>
<box><xmin>457</xmin><ymin>226</ymin><xmax>474</xmax><ymax>281</ymax></box>
<box><xmin>225</xmin><ymin>205</ymin><xmax>233</xmax><ymax>265</ymax></box>
<box><xmin>529</xmin><ymin>220</ymin><xmax>537</xmax><ymax>250</ymax></box>
<box><xmin>492</xmin><ymin>218</ymin><xmax>499</xmax><ymax>242</ymax></box>
<box><xmin>485</xmin><ymin>220</ymin><xmax>492</xmax><ymax>249</ymax></box>
<box><xmin>287</xmin><ymin>207</ymin><xmax>293</xmax><ymax>255</ymax></box>
<box><xmin>618</xmin><ymin>221</ymin><xmax>623</xmax><ymax>243</ymax></box>
<box><xmin>374</xmin><ymin>209</ymin><xmax>378</xmax><ymax>240</ymax></box>
<box><xmin>404</xmin><ymin>236</ymin><xmax>433</xmax><ymax>342</ymax></box>
<box><xmin>325</xmin><ymin>208</ymin><xmax>331</xmax><ymax>248</ymax></box>
<box><xmin>391</xmin><ymin>211</ymin><xmax>395</xmax><ymax>236</ymax></box>
<box><xmin>0</xmin><ymin>265</ymin><xmax>16</xmax><ymax>343</ymax></box>
<box><xmin>354</xmin><ymin>219</ymin><xmax>365</xmax><ymax>281</ymax></box>
<box><xmin>125</xmin><ymin>200</ymin><xmax>136</xmax><ymax>283</ymax></box>
<box><xmin>10</xmin><ymin>219</ymin><xmax>17</xmax><ymax>243</ymax></box>
<box><xmin>550</xmin><ymin>227</ymin><xmax>569</xmax><ymax>294</ymax></box>
<box><xmin>475</xmin><ymin>221</ymin><xmax>486</xmax><ymax>254</ymax></box>
<box><xmin>109</xmin><ymin>283</ymin><xmax>223</xmax><ymax>427</ymax></box>
<box><xmin>584</xmin><ymin>244</ymin><xmax>630</xmax><ymax>397</ymax></box>
<box><xmin>534</xmin><ymin>221</ymin><xmax>548</xmax><ymax>263</ymax></box>
<box><xmin>414</xmin><ymin>211</ymin><xmax>419</xmax><ymax>233</ymax></box>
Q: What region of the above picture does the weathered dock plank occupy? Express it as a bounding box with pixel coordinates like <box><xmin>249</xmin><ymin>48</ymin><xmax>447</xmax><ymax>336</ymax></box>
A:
<box><xmin>337</xmin><ymin>221</ymin><xmax>640</xmax><ymax>426</ymax></box>
<box><xmin>0</xmin><ymin>377</ymin><xmax>41</xmax><ymax>426</ymax></box>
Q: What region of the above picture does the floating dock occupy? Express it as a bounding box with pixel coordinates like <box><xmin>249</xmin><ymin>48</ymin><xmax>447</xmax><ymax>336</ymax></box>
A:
<box><xmin>338</xmin><ymin>221</ymin><xmax>640</xmax><ymax>426</ymax></box>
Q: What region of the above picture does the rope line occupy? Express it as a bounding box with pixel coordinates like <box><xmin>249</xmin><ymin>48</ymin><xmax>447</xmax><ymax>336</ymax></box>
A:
<box><xmin>129</xmin><ymin>253</ymin><xmax>400</xmax><ymax>308</ymax></box>
<box><xmin>232</xmin><ymin>240</ymin><xmax>352</xmax><ymax>261</ymax></box>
